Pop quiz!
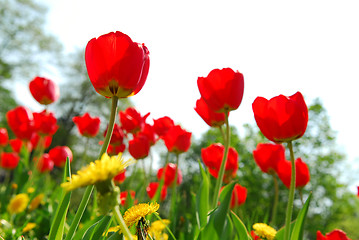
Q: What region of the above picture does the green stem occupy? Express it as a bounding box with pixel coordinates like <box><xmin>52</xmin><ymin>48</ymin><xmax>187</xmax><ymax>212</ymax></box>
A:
<box><xmin>82</xmin><ymin>137</ymin><xmax>90</xmax><ymax>163</ymax></box>
<box><xmin>169</xmin><ymin>153</ymin><xmax>180</xmax><ymax>234</ymax></box>
<box><xmin>212</xmin><ymin>111</ymin><xmax>230</xmax><ymax>209</ymax></box>
<box><xmin>113</xmin><ymin>205</ymin><xmax>133</xmax><ymax>240</ymax></box>
<box><xmin>270</xmin><ymin>173</ymin><xmax>279</xmax><ymax>227</ymax></box>
<box><xmin>283</xmin><ymin>141</ymin><xmax>296</xmax><ymax>240</ymax></box>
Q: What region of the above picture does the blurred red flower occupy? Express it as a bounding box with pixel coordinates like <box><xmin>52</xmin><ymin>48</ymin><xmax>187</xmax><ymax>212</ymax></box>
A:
<box><xmin>153</xmin><ymin>116</ymin><xmax>174</xmax><ymax>137</ymax></box>
<box><xmin>119</xmin><ymin>107</ymin><xmax>149</xmax><ymax>134</ymax></box>
<box><xmin>30</xmin><ymin>134</ymin><xmax>52</xmax><ymax>151</ymax></box>
<box><xmin>163</xmin><ymin>125</ymin><xmax>191</xmax><ymax>154</ymax></box>
<box><xmin>137</xmin><ymin>123</ymin><xmax>156</xmax><ymax>146</ymax></box>
<box><xmin>146</xmin><ymin>182</ymin><xmax>167</xmax><ymax>201</ymax></box>
<box><xmin>220</xmin><ymin>183</ymin><xmax>247</xmax><ymax>209</ymax></box>
<box><xmin>276</xmin><ymin>158</ymin><xmax>310</xmax><ymax>189</ymax></box>
<box><xmin>253</xmin><ymin>143</ymin><xmax>286</xmax><ymax>174</ymax></box>
<box><xmin>157</xmin><ymin>163</ymin><xmax>183</xmax><ymax>187</ymax></box>
<box><xmin>103</xmin><ymin>123</ymin><xmax>125</xmax><ymax>146</ymax></box>
<box><xmin>35</xmin><ymin>153</ymin><xmax>54</xmax><ymax>173</ymax></box>
<box><xmin>48</xmin><ymin>146</ymin><xmax>73</xmax><ymax>167</ymax></box>
<box><xmin>29</xmin><ymin>76</ymin><xmax>60</xmax><ymax>105</ymax></box>
<box><xmin>317</xmin><ymin>229</ymin><xmax>351</xmax><ymax>240</ymax></box>
<box><xmin>85</xmin><ymin>31</ymin><xmax>150</xmax><ymax>98</ymax></box>
<box><xmin>120</xmin><ymin>190</ymin><xmax>136</xmax><ymax>206</ymax></box>
<box><xmin>6</xmin><ymin>106</ymin><xmax>35</xmax><ymax>140</ymax></box>
<box><xmin>9</xmin><ymin>139</ymin><xmax>22</xmax><ymax>153</ymax></box>
<box><xmin>195</xmin><ymin>97</ymin><xmax>227</xmax><ymax>127</ymax></box>
<box><xmin>73</xmin><ymin>112</ymin><xmax>100</xmax><ymax>137</ymax></box>
<box><xmin>0</xmin><ymin>152</ymin><xmax>20</xmax><ymax>170</ymax></box>
<box><xmin>107</xmin><ymin>143</ymin><xmax>126</xmax><ymax>156</ymax></box>
<box><xmin>250</xmin><ymin>231</ymin><xmax>261</xmax><ymax>240</ymax></box>
<box><xmin>114</xmin><ymin>170</ymin><xmax>126</xmax><ymax>184</ymax></box>
<box><xmin>128</xmin><ymin>135</ymin><xmax>150</xmax><ymax>160</ymax></box>
<box><xmin>33</xmin><ymin>110</ymin><xmax>58</xmax><ymax>136</ymax></box>
<box><xmin>0</xmin><ymin>128</ymin><xmax>9</xmax><ymax>147</ymax></box>
<box><xmin>197</xmin><ymin>68</ymin><xmax>244</xmax><ymax>113</ymax></box>
<box><xmin>252</xmin><ymin>92</ymin><xmax>308</xmax><ymax>143</ymax></box>
<box><xmin>201</xmin><ymin>143</ymin><xmax>238</xmax><ymax>182</ymax></box>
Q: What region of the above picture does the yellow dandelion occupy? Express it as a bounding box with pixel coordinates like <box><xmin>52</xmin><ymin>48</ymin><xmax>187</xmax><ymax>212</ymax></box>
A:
<box><xmin>253</xmin><ymin>223</ymin><xmax>277</xmax><ymax>240</ymax></box>
<box><xmin>29</xmin><ymin>193</ymin><xmax>45</xmax><ymax>211</ymax></box>
<box><xmin>7</xmin><ymin>193</ymin><xmax>30</xmax><ymax>214</ymax></box>
<box><xmin>11</xmin><ymin>183</ymin><xmax>18</xmax><ymax>189</ymax></box>
<box><xmin>61</xmin><ymin>153</ymin><xmax>134</xmax><ymax>191</ymax></box>
<box><xmin>27</xmin><ymin>187</ymin><xmax>35</xmax><ymax>194</ymax></box>
<box><xmin>123</xmin><ymin>202</ymin><xmax>160</xmax><ymax>228</ymax></box>
<box><xmin>22</xmin><ymin>222</ymin><xmax>36</xmax><ymax>233</ymax></box>
<box><xmin>149</xmin><ymin>219</ymin><xmax>170</xmax><ymax>240</ymax></box>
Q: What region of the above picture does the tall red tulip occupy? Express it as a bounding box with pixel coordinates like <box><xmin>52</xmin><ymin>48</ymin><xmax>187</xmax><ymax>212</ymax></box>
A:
<box><xmin>162</xmin><ymin>125</ymin><xmax>191</xmax><ymax>154</ymax></box>
<box><xmin>0</xmin><ymin>152</ymin><xmax>20</xmax><ymax>170</ymax></box>
<box><xmin>153</xmin><ymin>116</ymin><xmax>174</xmax><ymax>137</ymax></box>
<box><xmin>29</xmin><ymin>76</ymin><xmax>60</xmax><ymax>105</ymax></box>
<box><xmin>146</xmin><ymin>182</ymin><xmax>167</xmax><ymax>201</ymax></box>
<box><xmin>316</xmin><ymin>229</ymin><xmax>351</xmax><ymax>240</ymax></box>
<box><xmin>220</xmin><ymin>183</ymin><xmax>247</xmax><ymax>208</ymax></box>
<box><xmin>194</xmin><ymin>97</ymin><xmax>227</xmax><ymax>127</ymax></box>
<box><xmin>73</xmin><ymin>112</ymin><xmax>101</xmax><ymax>137</ymax></box>
<box><xmin>253</xmin><ymin>143</ymin><xmax>286</xmax><ymax>174</ymax></box>
<box><xmin>252</xmin><ymin>92</ymin><xmax>308</xmax><ymax>143</ymax></box>
<box><xmin>35</xmin><ymin>153</ymin><xmax>54</xmax><ymax>173</ymax></box>
<box><xmin>157</xmin><ymin>163</ymin><xmax>183</xmax><ymax>187</ymax></box>
<box><xmin>103</xmin><ymin>123</ymin><xmax>125</xmax><ymax>146</ymax></box>
<box><xmin>85</xmin><ymin>31</ymin><xmax>150</xmax><ymax>98</ymax></box>
<box><xmin>48</xmin><ymin>146</ymin><xmax>73</xmax><ymax>167</ymax></box>
<box><xmin>128</xmin><ymin>135</ymin><xmax>150</xmax><ymax>160</ymax></box>
<box><xmin>9</xmin><ymin>139</ymin><xmax>22</xmax><ymax>153</ymax></box>
<box><xmin>276</xmin><ymin>158</ymin><xmax>310</xmax><ymax>189</ymax></box>
<box><xmin>138</xmin><ymin>123</ymin><xmax>156</xmax><ymax>146</ymax></box>
<box><xmin>201</xmin><ymin>143</ymin><xmax>238</xmax><ymax>182</ymax></box>
<box><xmin>33</xmin><ymin>110</ymin><xmax>58</xmax><ymax>136</ymax></box>
<box><xmin>0</xmin><ymin>128</ymin><xmax>9</xmax><ymax>147</ymax></box>
<box><xmin>6</xmin><ymin>106</ymin><xmax>35</xmax><ymax>140</ymax></box>
<box><xmin>119</xmin><ymin>107</ymin><xmax>149</xmax><ymax>134</ymax></box>
<box><xmin>114</xmin><ymin>170</ymin><xmax>126</xmax><ymax>184</ymax></box>
<box><xmin>197</xmin><ymin>68</ymin><xmax>244</xmax><ymax>113</ymax></box>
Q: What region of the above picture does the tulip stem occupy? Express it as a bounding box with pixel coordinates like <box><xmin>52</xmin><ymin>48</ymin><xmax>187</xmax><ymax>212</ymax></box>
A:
<box><xmin>212</xmin><ymin>110</ymin><xmax>230</xmax><ymax>209</ymax></box>
<box><xmin>113</xmin><ymin>205</ymin><xmax>133</xmax><ymax>240</ymax></box>
<box><xmin>270</xmin><ymin>173</ymin><xmax>279</xmax><ymax>226</ymax></box>
<box><xmin>284</xmin><ymin>141</ymin><xmax>296</xmax><ymax>240</ymax></box>
<box><xmin>170</xmin><ymin>153</ymin><xmax>180</xmax><ymax>233</ymax></box>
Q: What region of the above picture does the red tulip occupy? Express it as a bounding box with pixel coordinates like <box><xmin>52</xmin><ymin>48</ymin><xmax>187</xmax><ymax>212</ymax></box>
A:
<box><xmin>253</xmin><ymin>143</ymin><xmax>286</xmax><ymax>174</ymax></box>
<box><xmin>0</xmin><ymin>128</ymin><xmax>9</xmax><ymax>147</ymax></box>
<box><xmin>33</xmin><ymin>110</ymin><xmax>58</xmax><ymax>136</ymax></box>
<box><xmin>35</xmin><ymin>153</ymin><xmax>54</xmax><ymax>173</ymax></box>
<box><xmin>0</xmin><ymin>152</ymin><xmax>20</xmax><ymax>170</ymax></box>
<box><xmin>30</xmin><ymin>134</ymin><xmax>52</xmax><ymax>151</ymax></box>
<box><xmin>119</xmin><ymin>107</ymin><xmax>149</xmax><ymax>134</ymax></box>
<box><xmin>197</xmin><ymin>68</ymin><xmax>244</xmax><ymax>113</ymax></box>
<box><xmin>114</xmin><ymin>170</ymin><xmax>126</xmax><ymax>184</ymax></box>
<box><xmin>73</xmin><ymin>112</ymin><xmax>101</xmax><ymax>137</ymax></box>
<box><xmin>104</xmin><ymin>123</ymin><xmax>125</xmax><ymax>146</ymax></box>
<box><xmin>316</xmin><ymin>229</ymin><xmax>351</xmax><ymax>240</ymax></box>
<box><xmin>220</xmin><ymin>183</ymin><xmax>247</xmax><ymax>208</ymax></box>
<box><xmin>252</xmin><ymin>92</ymin><xmax>308</xmax><ymax>143</ymax></box>
<box><xmin>250</xmin><ymin>231</ymin><xmax>261</xmax><ymax>240</ymax></box>
<box><xmin>85</xmin><ymin>31</ymin><xmax>150</xmax><ymax>98</ymax></box>
<box><xmin>162</xmin><ymin>125</ymin><xmax>191</xmax><ymax>154</ymax></box>
<box><xmin>107</xmin><ymin>143</ymin><xmax>126</xmax><ymax>156</ymax></box>
<box><xmin>29</xmin><ymin>76</ymin><xmax>60</xmax><ymax>105</ymax></box>
<box><xmin>195</xmin><ymin>97</ymin><xmax>227</xmax><ymax>127</ymax></box>
<box><xmin>146</xmin><ymin>182</ymin><xmax>167</xmax><ymax>201</ymax></box>
<box><xmin>48</xmin><ymin>146</ymin><xmax>73</xmax><ymax>167</ymax></box>
<box><xmin>120</xmin><ymin>190</ymin><xmax>136</xmax><ymax>205</ymax></box>
<box><xmin>6</xmin><ymin>106</ymin><xmax>35</xmax><ymax>140</ymax></box>
<box><xmin>276</xmin><ymin>158</ymin><xmax>310</xmax><ymax>189</ymax></box>
<box><xmin>9</xmin><ymin>139</ymin><xmax>22</xmax><ymax>153</ymax></box>
<box><xmin>157</xmin><ymin>163</ymin><xmax>183</xmax><ymax>187</ymax></box>
<box><xmin>201</xmin><ymin>143</ymin><xmax>238</xmax><ymax>182</ymax></box>
<box><xmin>153</xmin><ymin>116</ymin><xmax>174</xmax><ymax>137</ymax></box>
<box><xmin>128</xmin><ymin>135</ymin><xmax>150</xmax><ymax>160</ymax></box>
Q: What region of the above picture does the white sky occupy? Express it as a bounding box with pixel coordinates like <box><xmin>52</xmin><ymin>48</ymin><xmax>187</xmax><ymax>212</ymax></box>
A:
<box><xmin>33</xmin><ymin>0</ymin><xmax>359</xmax><ymax>188</ymax></box>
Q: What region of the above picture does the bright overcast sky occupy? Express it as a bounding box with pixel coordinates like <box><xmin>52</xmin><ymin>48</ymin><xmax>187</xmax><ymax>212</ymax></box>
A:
<box><xmin>38</xmin><ymin>0</ymin><xmax>359</xmax><ymax>187</ymax></box>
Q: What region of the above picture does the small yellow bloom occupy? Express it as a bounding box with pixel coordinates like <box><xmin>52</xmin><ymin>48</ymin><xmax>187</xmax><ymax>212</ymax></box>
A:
<box><xmin>11</xmin><ymin>183</ymin><xmax>18</xmax><ymax>189</ymax></box>
<box><xmin>22</xmin><ymin>222</ymin><xmax>36</xmax><ymax>233</ymax></box>
<box><xmin>123</xmin><ymin>202</ymin><xmax>160</xmax><ymax>228</ymax></box>
<box><xmin>253</xmin><ymin>223</ymin><xmax>277</xmax><ymax>240</ymax></box>
<box><xmin>7</xmin><ymin>193</ymin><xmax>30</xmax><ymax>214</ymax></box>
<box><xmin>61</xmin><ymin>153</ymin><xmax>134</xmax><ymax>191</ymax></box>
<box><xmin>27</xmin><ymin>187</ymin><xmax>35</xmax><ymax>194</ymax></box>
<box><xmin>149</xmin><ymin>219</ymin><xmax>170</xmax><ymax>240</ymax></box>
<box><xmin>29</xmin><ymin>193</ymin><xmax>45</xmax><ymax>211</ymax></box>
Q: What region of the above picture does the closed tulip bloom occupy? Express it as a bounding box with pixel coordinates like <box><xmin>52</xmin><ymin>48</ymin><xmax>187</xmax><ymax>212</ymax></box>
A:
<box><xmin>276</xmin><ymin>158</ymin><xmax>310</xmax><ymax>189</ymax></box>
<box><xmin>48</xmin><ymin>146</ymin><xmax>73</xmax><ymax>167</ymax></box>
<box><xmin>103</xmin><ymin>123</ymin><xmax>125</xmax><ymax>146</ymax></box>
<box><xmin>0</xmin><ymin>128</ymin><xmax>9</xmax><ymax>147</ymax></box>
<box><xmin>113</xmin><ymin>170</ymin><xmax>126</xmax><ymax>184</ymax></box>
<box><xmin>35</xmin><ymin>153</ymin><xmax>54</xmax><ymax>173</ymax></box>
<box><xmin>0</xmin><ymin>152</ymin><xmax>20</xmax><ymax>170</ymax></box>
<box><xmin>119</xmin><ymin>107</ymin><xmax>149</xmax><ymax>134</ymax></box>
<box><xmin>138</xmin><ymin>123</ymin><xmax>156</xmax><ymax>146</ymax></box>
<box><xmin>220</xmin><ymin>183</ymin><xmax>247</xmax><ymax>208</ymax></box>
<box><xmin>9</xmin><ymin>139</ymin><xmax>22</xmax><ymax>153</ymax></box>
<box><xmin>30</xmin><ymin>134</ymin><xmax>52</xmax><ymax>151</ymax></box>
<box><xmin>107</xmin><ymin>143</ymin><xmax>126</xmax><ymax>156</ymax></box>
<box><xmin>163</xmin><ymin>125</ymin><xmax>191</xmax><ymax>154</ymax></box>
<box><xmin>153</xmin><ymin>116</ymin><xmax>175</xmax><ymax>137</ymax></box>
<box><xmin>128</xmin><ymin>135</ymin><xmax>150</xmax><ymax>160</ymax></box>
<box><xmin>146</xmin><ymin>182</ymin><xmax>167</xmax><ymax>201</ymax></box>
<box><xmin>253</xmin><ymin>143</ymin><xmax>286</xmax><ymax>174</ymax></box>
<box><xmin>252</xmin><ymin>92</ymin><xmax>308</xmax><ymax>143</ymax></box>
<box><xmin>29</xmin><ymin>76</ymin><xmax>60</xmax><ymax>105</ymax></box>
<box><xmin>157</xmin><ymin>163</ymin><xmax>183</xmax><ymax>187</ymax></box>
<box><xmin>195</xmin><ymin>98</ymin><xmax>227</xmax><ymax>127</ymax></box>
<box><xmin>73</xmin><ymin>112</ymin><xmax>101</xmax><ymax>137</ymax></box>
<box><xmin>120</xmin><ymin>190</ymin><xmax>136</xmax><ymax>206</ymax></box>
<box><xmin>33</xmin><ymin>110</ymin><xmax>58</xmax><ymax>136</ymax></box>
<box><xmin>6</xmin><ymin>106</ymin><xmax>35</xmax><ymax>140</ymax></box>
<box><xmin>197</xmin><ymin>68</ymin><xmax>244</xmax><ymax>113</ymax></box>
<box><xmin>85</xmin><ymin>31</ymin><xmax>150</xmax><ymax>98</ymax></box>
<box><xmin>201</xmin><ymin>143</ymin><xmax>238</xmax><ymax>182</ymax></box>
<box><xmin>316</xmin><ymin>229</ymin><xmax>351</xmax><ymax>240</ymax></box>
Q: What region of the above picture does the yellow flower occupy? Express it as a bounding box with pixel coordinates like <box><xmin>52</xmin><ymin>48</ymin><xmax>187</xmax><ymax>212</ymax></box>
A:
<box><xmin>7</xmin><ymin>193</ymin><xmax>30</xmax><ymax>214</ymax></box>
<box><xmin>61</xmin><ymin>153</ymin><xmax>134</xmax><ymax>191</ymax></box>
<box><xmin>29</xmin><ymin>193</ymin><xmax>45</xmax><ymax>211</ymax></box>
<box><xmin>253</xmin><ymin>223</ymin><xmax>277</xmax><ymax>240</ymax></box>
<box><xmin>27</xmin><ymin>187</ymin><xmax>35</xmax><ymax>193</ymax></box>
<box><xmin>149</xmin><ymin>219</ymin><xmax>170</xmax><ymax>240</ymax></box>
<box><xmin>123</xmin><ymin>202</ymin><xmax>160</xmax><ymax>228</ymax></box>
<box><xmin>22</xmin><ymin>222</ymin><xmax>36</xmax><ymax>233</ymax></box>
<box><xmin>11</xmin><ymin>183</ymin><xmax>18</xmax><ymax>189</ymax></box>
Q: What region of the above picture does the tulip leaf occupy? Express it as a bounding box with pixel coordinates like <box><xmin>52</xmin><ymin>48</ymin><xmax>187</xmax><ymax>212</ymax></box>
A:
<box><xmin>290</xmin><ymin>192</ymin><xmax>312</xmax><ymax>240</ymax></box>
<box><xmin>276</xmin><ymin>221</ymin><xmax>296</xmax><ymax>240</ymax></box>
<box><xmin>230</xmin><ymin>211</ymin><xmax>251</xmax><ymax>240</ymax></box>
<box><xmin>196</xmin><ymin>160</ymin><xmax>209</xmax><ymax>230</ymax></box>
<box><xmin>81</xmin><ymin>215</ymin><xmax>112</xmax><ymax>240</ymax></box>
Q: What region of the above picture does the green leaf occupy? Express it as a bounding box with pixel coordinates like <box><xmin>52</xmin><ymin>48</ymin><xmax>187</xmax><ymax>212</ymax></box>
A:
<box><xmin>290</xmin><ymin>193</ymin><xmax>312</xmax><ymax>240</ymax></box>
<box><xmin>48</xmin><ymin>157</ymin><xmax>72</xmax><ymax>240</ymax></box>
<box><xmin>82</xmin><ymin>215</ymin><xmax>112</xmax><ymax>240</ymax></box>
<box><xmin>276</xmin><ymin>221</ymin><xmax>296</xmax><ymax>240</ymax></box>
<box><xmin>196</xmin><ymin>160</ymin><xmax>209</xmax><ymax>230</ymax></box>
<box><xmin>230</xmin><ymin>211</ymin><xmax>251</xmax><ymax>240</ymax></box>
